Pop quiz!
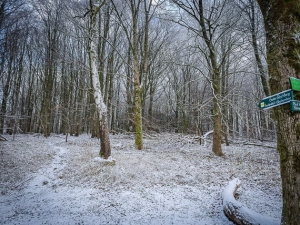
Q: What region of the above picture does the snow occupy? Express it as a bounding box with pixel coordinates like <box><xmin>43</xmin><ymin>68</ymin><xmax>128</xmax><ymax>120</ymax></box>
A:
<box><xmin>222</xmin><ymin>178</ymin><xmax>242</xmax><ymax>203</ymax></box>
<box><xmin>0</xmin><ymin>133</ymin><xmax>282</xmax><ymax>224</ymax></box>
<box><xmin>222</xmin><ymin>178</ymin><xmax>280</xmax><ymax>225</ymax></box>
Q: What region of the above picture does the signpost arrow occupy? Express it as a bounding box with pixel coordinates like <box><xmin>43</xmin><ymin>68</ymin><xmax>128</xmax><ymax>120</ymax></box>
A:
<box><xmin>290</xmin><ymin>100</ymin><xmax>300</xmax><ymax>112</ymax></box>
<box><xmin>258</xmin><ymin>89</ymin><xmax>293</xmax><ymax>110</ymax></box>
<box><xmin>289</xmin><ymin>77</ymin><xmax>300</xmax><ymax>91</ymax></box>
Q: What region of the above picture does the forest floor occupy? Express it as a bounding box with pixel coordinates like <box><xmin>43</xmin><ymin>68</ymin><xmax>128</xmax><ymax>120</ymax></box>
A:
<box><xmin>0</xmin><ymin>132</ymin><xmax>282</xmax><ymax>225</ymax></box>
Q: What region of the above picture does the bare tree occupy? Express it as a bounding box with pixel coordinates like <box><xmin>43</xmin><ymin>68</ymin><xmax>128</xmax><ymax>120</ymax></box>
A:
<box><xmin>236</xmin><ymin>0</ymin><xmax>270</xmax><ymax>96</ymax></box>
<box><xmin>111</xmin><ymin>0</ymin><xmax>150</xmax><ymax>149</ymax></box>
<box><xmin>88</xmin><ymin>0</ymin><xmax>111</xmax><ymax>158</ymax></box>
<box><xmin>171</xmin><ymin>0</ymin><xmax>241</xmax><ymax>156</ymax></box>
<box><xmin>0</xmin><ymin>0</ymin><xmax>29</xmax><ymax>134</ymax></box>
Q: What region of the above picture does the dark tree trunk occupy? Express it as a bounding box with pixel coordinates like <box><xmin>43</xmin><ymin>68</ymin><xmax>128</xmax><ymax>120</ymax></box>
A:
<box><xmin>99</xmin><ymin>118</ymin><xmax>111</xmax><ymax>159</ymax></box>
<box><xmin>257</xmin><ymin>1</ymin><xmax>300</xmax><ymax>224</ymax></box>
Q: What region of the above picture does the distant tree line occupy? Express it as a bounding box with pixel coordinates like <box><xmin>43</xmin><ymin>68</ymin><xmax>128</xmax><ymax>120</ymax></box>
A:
<box><xmin>0</xmin><ymin>0</ymin><xmax>274</xmax><ymax>145</ymax></box>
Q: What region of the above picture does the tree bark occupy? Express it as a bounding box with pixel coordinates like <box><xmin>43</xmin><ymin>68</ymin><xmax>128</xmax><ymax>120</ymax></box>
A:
<box><xmin>126</xmin><ymin>46</ymin><xmax>134</xmax><ymax>132</ymax></box>
<box><xmin>110</xmin><ymin>0</ymin><xmax>145</xmax><ymax>149</ymax></box>
<box><xmin>88</xmin><ymin>0</ymin><xmax>111</xmax><ymax>159</ymax></box>
<box><xmin>131</xmin><ymin>0</ymin><xmax>143</xmax><ymax>150</ymax></box>
<box><xmin>257</xmin><ymin>1</ymin><xmax>300</xmax><ymax>224</ymax></box>
<box><xmin>198</xmin><ymin>0</ymin><xmax>223</xmax><ymax>156</ymax></box>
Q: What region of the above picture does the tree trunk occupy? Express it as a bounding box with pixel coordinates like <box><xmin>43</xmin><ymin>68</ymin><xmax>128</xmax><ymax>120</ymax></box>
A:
<box><xmin>240</xmin><ymin>0</ymin><xmax>270</xmax><ymax>97</ymax></box>
<box><xmin>131</xmin><ymin>0</ymin><xmax>143</xmax><ymax>150</ymax></box>
<box><xmin>40</xmin><ymin>18</ymin><xmax>58</xmax><ymax>137</ymax></box>
<box><xmin>0</xmin><ymin>0</ymin><xmax>7</xmax><ymax>30</ymax></box>
<box><xmin>88</xmin><ymin>0</ymin><xmax>111</xmax><ymax>159</ymax></box>
<box><xmin>198</xmin><ymin>0</ymin><xmax>223</xmax><ymax>156</ymax></box>
<box><xmin>0</xmin><ymin>60</ymin><xmax>12</xmax><ymax>134</ymax></box>
<box><xmin>148</xmin><ymin>85</ymin><xmax>154</xmax><ymax>122</ymax></box>
<box><xmin>98</xmin><ymin>3</ymin><xmax>110</xmax><ymax>93</ymax></box>
<box><xmin>126</xmin><ymin>46</ymin><xmax>134</xmax><ymax>132</ymax></box>
<box><xmin>133</xmin><ymin>53</ymin><xmax>143</xmax><ymax>148</ymax></box>
<box><xmin>212</xmin><ymin>102</ymin><xmax>223</xmax><ymax>156</ymax></box>
<box><xmin>257</xmin><ymin>1</ymin><xmax>300</xmax><ymax>224</ymax></box>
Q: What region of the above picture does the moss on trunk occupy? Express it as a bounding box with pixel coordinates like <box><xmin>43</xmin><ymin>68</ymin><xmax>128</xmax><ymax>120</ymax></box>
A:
<box><xmin>134</xmin><ymin>85</ymin><xmax>143</xmax><ymax>150</ymax></box>
<box><xmin>257</xmin><ymin>0</ymin><xmax>300</xmax><ymax>224</ymax></box>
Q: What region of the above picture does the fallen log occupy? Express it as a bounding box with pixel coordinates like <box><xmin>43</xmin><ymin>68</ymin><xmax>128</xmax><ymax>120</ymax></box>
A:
<box><xmin>222</xmin><ymin>178</ymin><xmax>280</xmax><ymax>225</ymax></box>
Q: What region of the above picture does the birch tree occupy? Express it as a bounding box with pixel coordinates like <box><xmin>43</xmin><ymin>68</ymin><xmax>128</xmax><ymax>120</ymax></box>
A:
<box><xmin>88</xmin><ymin>0</ymin><xmax>111</xmax><ymax>159</ymax></box>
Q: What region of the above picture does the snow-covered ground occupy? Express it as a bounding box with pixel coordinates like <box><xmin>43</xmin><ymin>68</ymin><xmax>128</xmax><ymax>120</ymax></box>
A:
<box><xmin>0</xmin><ymin>133</ymin><xmax>282</xmax><ymax>225</ymax></box>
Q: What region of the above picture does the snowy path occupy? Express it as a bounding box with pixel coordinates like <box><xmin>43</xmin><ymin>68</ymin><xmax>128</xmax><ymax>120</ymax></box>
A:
<box><xmin>0</xmin><ymin>139</ymin><xmax>79</xmax><ymax>224</ymax></box>
<box><xmin>1</xmin><ymin>138</ymin><xmax>111</xmax><ymax>224</ymax></box>
<box><xmin>27</xmin><ymin>143</ymin><xmax>69</xmax><ymax>190</ymax></box>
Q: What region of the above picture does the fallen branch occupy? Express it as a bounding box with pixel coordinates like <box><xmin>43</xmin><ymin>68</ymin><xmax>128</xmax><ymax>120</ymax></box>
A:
<box><xmin>0</xmin><ymin>134</ymin><xmax>7</xmax><ymax>141</ymax></box>
<box><xmin>242</xmin><ymin>142</ymin><xmax>276</xmax><ymax>149</ymax></box>
<box><xmin>222</xmin><ymin>178</ymin><xmax>280</xmax><ymax>225</ymax></box>
<box><xmin>200</xmin><ymin>130</ymin><xmax>213</xmax><ymax>145</ymax></box>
